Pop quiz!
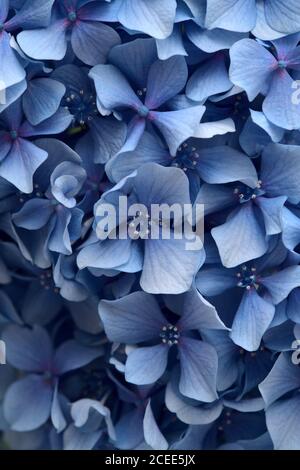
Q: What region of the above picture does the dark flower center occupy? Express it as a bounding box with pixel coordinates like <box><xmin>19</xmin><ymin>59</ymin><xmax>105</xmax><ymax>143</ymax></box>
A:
<box><xmin>160</xmin><ymin>324</ymin><xmax>180</xmax><ymax>345</ymax></box>
<box><xmin>128</xmin><ymin>210</ymin><xmax>171</xmax><ymax>239</ymax></box>
<box><xmin>64</xmin><ymin>88</ymin><xmax>98</xmax><ymax>126</ymax></box>
<box><xmin>233</xmin><ymin>181</ymin><xmax>263</xmax><ymax>203</ymax></box>
<box><xmin>171</xmin><ymin>141</ymin><xmax>199</xmax><ymax>171</ymax></box>
<box><xmin>236</xmin><ymin>265</ymin><xmax>258</xmax><ymax>290</ymax></box>
<box><xmin>39</xmin><ymin>270</ymin><xmax>59</xmax><ymax>293</ymax></box>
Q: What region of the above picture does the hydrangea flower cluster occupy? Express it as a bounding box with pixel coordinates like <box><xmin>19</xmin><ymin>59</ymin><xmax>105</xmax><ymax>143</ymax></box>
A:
<box><xmin>1</xmin><ymin>0</ymin><xmax>300</xmax><ymax>451</ymax></box>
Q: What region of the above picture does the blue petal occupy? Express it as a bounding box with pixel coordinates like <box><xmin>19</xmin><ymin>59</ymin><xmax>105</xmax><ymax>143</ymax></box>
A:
<box><xmin>249</xmin><ymin>109</ymin><xmax>284</xmax><ymax>142</ymax></box>
<box><xmin>125</xmin><ymin>344</ymin><xmax>169</xmax><ymax>385</ymax></box>
<box><xmin>53</xmin><ymin>340</ymin><xmax>102</xmax><ymax>375</ymax></box>
<box><xmin>134</xmin><ymin>163</ymin><xmax>190</xmax><ymax>207</ymax></box>
<box><xmin>202</xmin><ymin>329</ymin><xmax>239</xmax><ymax>391</ymax></box>
<box><xmin>266</xmin><ymin>395</ymin><xmax>300</xmax><ymax>450</ymax></box>
<box><xmin>89</xmin><ymin>64</ymin><xmax>142</xmax><ymax>111</ymax></box>
<box><xmin>259</xmin><ymin>353</ymin><xmax>300</xmax><ymax>406</ymax></box>
<box><xmin>114</xmin><ymin>408</ymin><xmax>144</xmax><ymax>450</ymax></box>
<box><xmin>141</xmin><ymin>237</ymin><xmax>203</xmax><ymax>294</ymax></box>
<box><xmin>89</xmin><ymin>117</ymin><xmax>127</xmax><ymax>164</ymax></box>
<box><xmin>63</xmin><ymin>425</ymin><xmax>102</xmax><ymax>450</ymax></box>
<box><xmin>197</xmin><ymin>146</ymin><xmax>258</xmax><ymax>186</ymax></box>
<box><xmin>196</xmin><ymin>267</ymin><xmax>237</xmax><ymax>296</ymax></box>
<box><xmin>145</xmin><ymin>56</ymin><xmax>187</xmax><ymax>109</ymax></box>
<box><xmin>20</xmin><ymin>107</ymin><xmax>72</xmax><ymax>137</ymax></box>
<box><xmin>229</xmin><ymin>39</ymin><xmax>276</xmax><ymax>101</ymax></box>
<box><xmin>71</xmin><ymin>21</ymin><xmax>120</xmax><ymax>66</ymax></box>
<box><xmin>6</xmin><ymin>0</ymin><xmax>54</xmax><ymax>29</ymax></box>
<box><xmin>261</xmin><ymin>266</ymin><xmax>300</xmax><ymax>305</ymax></box>
<box><xmin>50</xmin><ymin>162</ymin><xmax>86</xmax><ymax>208</ymax></box>
<box><xmin>282</xmin><ymin>208</ymin><xmax>300</xmax><ymax>251</ymax></box>
<box><xmin>260</xmin><ymin>143</ymin><xmax>300</xmax><ymax>203</ymax></box>
<box><xmin>186</xmin><ymin>23</ymin><xmax>246</xmax><ymax>53</ymax></box>
<box><xmin>109</xmin><ymin>38</ymin><xmax>157</xmax><ymax>89</ymax></box>
<box><xmin>77</xmin><ymin>239</ymin><xmax>133</xmax><ymax>270</ymax></box>
<box><xmin>0</xmin><ymin>31</ymin><xmax>26</xmax><ymax>90</ymax></box>
<box><xmin>71</xmin><ymin>398</ymin><xmax>115</xmax><ymax>440</ymax></box>
<box><xmin>264</xmin><ymin>0</ymin><xmax>300</xmax><ymax>34</ymax></box>
<box><xmin>2</xmin><ymin>324</ymin><xmax>53</xmax><ymax>372</ymax></box>
<box><xmin>177</xmin><ymin>288</ymin><xmax>228</xmax><ymax>331</ymax></box>
<box><xmin>205</xmin><ymin>0</ymin><xmax>256</xmax><ymax>32</ymax></box>
<box><xmin>179</xmin><ymin>337</ymin><xmax>218</xmax><ymax>402</ymax></box>
<box><xmin>211</xmin><ymin>203</ymin><xmax>268</xmax><ymax>268</ymax></box>
<box><xmin>99</xmin><ymin>291</ymin><xmax>165</xmax><ymax>343</ymax></box>
<box><xmin>105</xmin><ymin>132</ymin><xmax>169</xmax><ymax>183</ymax></box>
<box><xmin>51</xmin><ymin>384</ymin><xmax>66</xmax><ymax>433</ymax></box>
<box><xmin>117</xmin><ymin>0</ymin><xmax>177</xmax><ymax>39</ymax></box>
<box><xmin>263</xmin><ymin>70</ymin><xmax>300</xmax><ymax>130</ymax></box>
<box><xmin>255</xmin><ymin>196</ymin><xmax>286</xmax><ymax>236</ymax></box>
<box><xmin>165</xmin><ymin>381</ymin><xmax>223</xmax><ymax>424</ymax></box>
<box><xmin>3</xmin><ymin>374</ymin><xmax>53</xmax><ymax>431</ymax></box>
<box><xmin>0</xmin><ymin>79</ymin><xmax>27</xmax><ymax>115</ymax></box>
<box><xmin>156</xmin><ymin>25</ymin><xmax>188</xmax><ymax>60</ymax></box>
<box><xmin>186</xmin><ymin>55</ymin><xmax>232</xmax><ymax>102</ymax></box>
<box><xmin>23</xmin><ymin>78</ymin><xmax>66</xmax><ymax>126</ymax></box>
<box><xmin>230</xmin><ymin>290</ymin><xmax>275</xmax><ymax>351</ymax></box>
<box><xmin>0</xmin><ymin>291</ymin><xmax>22</xmax><ymax>324</ymax></box>
<box><xmin>151</xmin><ymin>106</ymin><xmax>205</xmax><ymax>156</ymax></box>
<box><xmin>195</xmin><ymin>183</ymin><xmax>237</xmax><ymax>215</ymax></box>
<box><xmin>143</xmin><ymin>401</ymin><xmax>168</xmax><ymax>450</ymax></box>
<box><xmin>0</xmin><ymin>0</ymin><xmax>8</xmax><ymax>22</ymax></box>
<box><xmin>17</xmin><ymin>19</ymin><xmax>68</xmax><ymax>60</ymax></box>
<box><xmin>13</xmin><ymin>198</ymin><xmax>54</xmax><ymax>230</ymax></box>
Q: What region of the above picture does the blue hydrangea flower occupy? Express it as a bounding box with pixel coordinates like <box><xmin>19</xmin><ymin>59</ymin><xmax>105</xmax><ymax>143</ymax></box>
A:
<box><xmin>17</xmin><ymin>0</ymin><xmax>121</xmax><ymax>65</ymax></box>
<box><xmin>205</xmin><ymin>0</ymin><xmax>300</xmax><ymax>36</ymax></box>
<box><xmin>230</xmin><ymin>35</ymin><xmax>300</xmax><ymax>129</ymax></box>
<box><xmin>0</xmin><ymin>99</ymin><xmax>72</xmax><ymax>192</ymax></box>
<box><xmin>197</xmin><ymin>143</ymin><xmax>300</xmax><ymax>267</ymax></box>
<box><xmin>52</xmin><ymin>64</ymin><xmax>127</xmax><ymax>163</ymax></box>
<box><xmin>259</xmin><ymin>351</ymin><xmax>300</xmax><ymax>449</ymax></box>
<box><xmin>99</xmin><ymin>289</ymin><xmax>226</xmax><ymax>401</ymax></box>
<box><xmin>2</xmin><ymin>0</ymin><xmax>300</xmax><ymax>451</ymax></box>
<box><xmin>196</xmin><ymin>242</ymin><xmax>300</xmax><ymax>351</ymax></box>
<box><xmin>77</xmin><ymin>162</ymin><xmax>204</xmax><ymax>294</ymax></box>
<box><xmin>0</xmin><ymin>0</ymin><xmax>54</xmax><ymax>95</ymax></box>
<box><xmin>2</xmin><ymin>324</ymin><xmax>103</xmax><ymax>431</ymax></box>
<box><xmin>90</xmin><ymin>38</ymin><xmax>205</xmax><ymax>156</ymax></box>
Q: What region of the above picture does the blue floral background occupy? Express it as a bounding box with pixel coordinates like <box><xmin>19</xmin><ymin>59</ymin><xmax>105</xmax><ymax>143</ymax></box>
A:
<box><xmin>1</xmin><ymin>0</ymin><xmax>300</xmax><ymax>450</ymax></box>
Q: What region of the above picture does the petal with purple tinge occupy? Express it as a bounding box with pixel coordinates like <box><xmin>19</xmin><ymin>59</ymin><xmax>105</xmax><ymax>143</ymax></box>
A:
<box><xmin>2</xmin><ymin>324</ymin><xmax>53</xmax><ymax>372</ymax></box>
<box><xmin>3</xmin><ymin>374</ymin><xmax>53</xmax><ymax>431</ymax></box>
<box><xmin>229</xmin><ymin>39</ymin><xmax>276</xmax><ymax>101</ymax></box>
